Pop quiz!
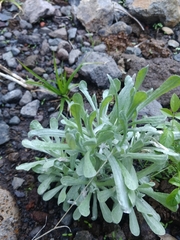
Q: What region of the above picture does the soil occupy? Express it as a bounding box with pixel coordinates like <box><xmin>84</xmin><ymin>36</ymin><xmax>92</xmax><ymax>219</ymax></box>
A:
<box><xmin>0</xmin><ymin>1</ymin><xmax>180</xmax><ymax>240</ymax></box>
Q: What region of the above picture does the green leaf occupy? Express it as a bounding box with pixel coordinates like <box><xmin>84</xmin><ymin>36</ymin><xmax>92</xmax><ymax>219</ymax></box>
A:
<box><xmin>61</xmin><ymin>176</ymin><xmax>87</xmax><ymax>186</ymax></box>
<box><xmin>73</xmin><ymin>207</ymin><xmax>81</xmax><ymax>220</ymax></box>
<box><xmin>16</xmin><ymin>161</ymin><xmax>44</xmax><ymax>171</ymax></box>
<box><xmin>105</xmin><ymin>149</ymin><xmax>132</xmax><ymax>213</ymax></box>
<box><xmin>70</xmin><ymin>103</ymin><xmax>83</xmax><ymax>136</ymax></box>
<box><xmin>118</xmin><ymin>162</ymin><xmax>138</xmax><ymax>190</ymax></box>
<box><xmin>107</xmin><ymin>74</ymin><xmax>121</xmax><ymax>94</ymax></box>
<box><xmin>37</xmin><ymin>176</ymin><xmax>59</xmax><ymax>195</ymax></box>
<box><xmin>50</xmin><ymin>117</ymin><xmax>59</xmax><ymax>129</ymax></box>
<box><xmin>127</xmin><ymin>91</ymin><xmax>147</xmax><ymax>119</ymax></box>
<box><xmin>160</xmin><ymin>108</ymin><xmax>173</xmax><ymax>117</ymax></box>
<box><xmin>43</xmin><ymin>185</ymin><xmax>63</xmax><ymax>201</ymax></box>
<box><xmin>169</xmin><ymin>176</ymin><xmax>180</xmax><ymax>187</ymax></box>
<box><xmin>166</xmin><ymin>189</ymin><xmax>179</xmax><ymax>206</ymax></box>
<box><xmin>174</xmin><ymin>112</ymin><xmax>180</xmax><ymax>120</ymax></box>
<box><xmin>97</xmin><ymin>188</ymin><xmax>115</xmax><ymax>202</ymax></box>
<box><xmin>66</xmin><ymin>132</ymin><xmax>76</xmax><ymax>149</ymax></box>
<box><xmin>78</xmin><ymin>192</ymin><xmax>92</xmax><ymax>217</ymax></box>
<box><xmin>160</xmin><ymin>128</ymin><xmax>174</xmax><ymax>148</ymax></box>
<box><xmin>58</xmin><ymin>187</ymin><xmax>67</xmax><ymax>205</ymax></box>
<box><xmin>142</xmin><ymin>213</ymin><xmax>165</xmax><ymax>235</ymax></box>
<box><xmin>137</xmin><ymin>75</ymin><xmax>180</xmax><ymax>111</ymax></box>
<box><xmin>99</xmin><ymin>201</ymin><xmax>112</xmax><ymax>223</ymax></box>
<box><xmin>140</xmin><ymin>187</ymin><xmax>178</xmax><ymax>212</ymax></box>
<box><xmin>83</xmin><ymin>151</ymin><xmax>97</xmax><ymax>178</ymax></box>
<box><xmin>129</xmin><ymin>208</ymin><xmax>140</xmax><ymax>236</ymax></box>
<box><xmin>124</xmin><ymin>152</ymin><xmax>168</xmax><ymax>164</ymax></box>
<box><xmin>170</xmin><ymin>93</ymin><xmax>180</xmax><ymax>112</ymax></box>
<box><xmin>98</xmin><ymin>95</ymin><xmax>113</xmax><ymax>123</ymax></box>
<box><xmin>135</xmin><ymin>65</ymin><xmax>148</xmax><ymax>90</ymax></box>
<box><xmin>79</xmin><ymin>81</ymin><xmax>96</xmax><ymax>111</ymax></box>
<box><xmin>112</xmin><ymin>203</ymin><xmax>123</xmax><ymax>223</ymax></box>
<box><xmin>91</xmin><ymin>193</ymin><xmax>98</xmax><ymax>221</ymax></box>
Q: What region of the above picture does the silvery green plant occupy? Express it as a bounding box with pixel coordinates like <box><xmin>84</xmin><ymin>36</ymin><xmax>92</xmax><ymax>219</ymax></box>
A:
<box><xmin>16</xmin><ymin>66</ymin><xmax>180</xmax><ymax>236</ymax></box>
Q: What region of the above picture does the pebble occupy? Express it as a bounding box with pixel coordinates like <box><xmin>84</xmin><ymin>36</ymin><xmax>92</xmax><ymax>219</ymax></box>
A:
<box><xmin>49</xmin><ymin>28</ymin><xmax>67</xmax><ymax>40</ymax></box>
<box><xmin>68</xmin><ymin>27</ymin><xmax>77</xmax><ymax>40</ymax></box>
<box><xmin>2</xmin><ymin>89</ymin><xmax>23</xmax><ymax>103</ymax></box>
<box><xmin>12</xmin><ymin>177</ymin><xmax>25</xmax><ymax>190</ymax></box>
<box><xmin>168</xmin><ymin>39</ymin><xmax>179</xmax><ymax>48</ymax></box>
<box><xmin>0</xmin><ymin>121</ymin><xmax>9</xmax><ymax>145</ymax></box>
<box><xmin>61</xmin><ymin>6</ymin><xmax>72</xmax><ymax>16</ymax></box>
<box><xmin>20</xmin><ymin>99</ymin><xmax>40</xmax><ymax>117</ymax></box>
<box><xmin>173</xmin><ymin>53</ymin><xmax>180</xmax><ymax>62</ymax></box>
<box><xmin>57</xmin><ymin>48</ymin><xmax>69</xmax><ymax>60</ymax></box>
<box><xmin>8</xmin><ymin>82</ymin><xmax>16</xmax><ymax>91</ymax></box>
<box><xmin>162</xmin><ymin>27</ymin><xmax>174</xmax><ymax>35</ymax></box>
<box><xmin>93</xmin><ymin>43</ymin><xmax>107</xmax><ymax>52</ymax></box>
<box><xmin>68</xmin><ymin>49</ymin><xmax>81</xmax><ymax>65</ymax></box>
<box><xmin>9</xmin><ymin>116</ymin><xmax>21</xmax><ymax>125</ymax></box>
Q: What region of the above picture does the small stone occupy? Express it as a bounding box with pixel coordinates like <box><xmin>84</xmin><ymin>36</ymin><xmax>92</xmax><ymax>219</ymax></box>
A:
<box><xmin>57</xmin><ymin>48</ymin><xmax>69</xmax><ymax>61</ymax></box>
<box><xmin>33</xmin><ymin>67</ymin><xmax>45</xmax><ymax>76</ymax></box>
<box><xmin>0</xmin><ymin>121</ymin><xmax>9</xmax><ymax>145</ymax></box>
<box><xmin>4</xmin><ymin>32</ymin><xmax>12</xmax><ymax>39</ymax></box>
<box><xmin>93</xmin><ymin>43</ymin><xmax>106</xmax><ymax>52</ymax></box>
<box><xmin>19</xmin><ymin>90</ymin><xmax>32</xmax><ymax>106</ymax></box>
<box><xmin>168</xmin><ymin>39</ymin><xmax>179</xmax><ymax>48</ymax></box>
<box><xmin>9</xmin><ymin>116</ymin><xmax>21</xmax><ymax>125</ymax></box>
<box><xmin>48</xmin><ymin>38</ymin><xmax>61</xmax><ymax>46</ymax></box>
<box><xmin>58</xmin><ymin>40</ymin><xmax>71</xmax><ymax>52</ymax></box>
<box><xmin>12</xmin><ymin>177</ymin><xmax>25</xmax><ymax>190</ymax></box>
<box><xmin>68</xmin><ymin>27</ymin><xmax>77</xmax><ymax>40</ymax></box>
<box><xmin>11</xmin><ymin>47</ymin><xmax>20</xmax><ymax>56</ymax></box>
<box><xmin>61</xmin><ymin>6</ymin><xmax>72</xmax><ymax>16</ymax></box>
<box><xmin>68</xmin><ymin>49</ymin><xmax>81</xmax><ymax>65</ymax></box>
<box><xmin>162</xmin><ymin>27</ymin><xmax>174</xmax><ymax>35</ymax></box>
<box><xmin>24</xmin><ymin>55</ymin><xmax>38</xmax><ymax>68</ymax></box>
<box><xmin>32</xmin><ymin>211</ymin><xmax>48</xmax><ymax>224</ymax></box>
<box><xmin>173</xmin><ymin>53</ymin><xmax>180</xmax><ymax>62</ymax></box>
<box><xmin>2</xmin><ymin>89</ymin><xmax>22</xmax><ymax>103</ymax></box>
<box><xmin>49</xmin><ymin>28</ymin><xmax>67</xmax><ymax>40</ymax></box>
<box><xmin>0</xmin><ymin>12</ymin><xmax>12</xmax><ymax>21</ymax></box>
<box><xmin>20</xmin><ymin>100</ymin><xmax>40</xmax><ymax>117</ymax></box>
<box><xmin>8</xmin><ymin>82</ymin><xmax>16</xmax><ymax>91</ymax></box>
<box><xmin>20</xmin><ymin>19</ymin><xmax>33</xmax><ymax>29</ymax></box>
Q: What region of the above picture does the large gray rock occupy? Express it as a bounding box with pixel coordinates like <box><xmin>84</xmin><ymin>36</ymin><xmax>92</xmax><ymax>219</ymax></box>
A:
<box><xmin>0</xmin><ymin>188</ymin><xmax>20</xmax><ymax>240</ymax></box>
<box><xmin>127</xmin><ymin>0</ymin><xmax>180</xmax><ymax>27</ymax></box>
<box><xmin>23</xmin><ymin>0</ymin><xmax>56</xmax><ymax>23</ymax></box>
<box><xmin>76</xmin><ymin>0</ymin><xmax>114</xmax><ymax>33</ymax></box>
<box><xmin>122</xmin><ymin>54</ymin><xmax>180</xmax><ymax>106</ymax></box>
<box><xmin>77</xmin><ymin>51</ymin><xmax>122</xmax><ymax>88</ymax></box>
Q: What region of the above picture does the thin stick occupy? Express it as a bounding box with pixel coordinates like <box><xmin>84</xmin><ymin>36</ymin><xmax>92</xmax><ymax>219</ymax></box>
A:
<box><xmin>0</xmin><ymin>64</ymin><xmax>34</xmax><ymax>90</ymax></box>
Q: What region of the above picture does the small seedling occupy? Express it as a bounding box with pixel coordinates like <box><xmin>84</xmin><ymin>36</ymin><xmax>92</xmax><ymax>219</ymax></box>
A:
<box><xmin>153</xmin><ymin>22</ymin><xmax>163</xmax><ymax>30</ymax></box>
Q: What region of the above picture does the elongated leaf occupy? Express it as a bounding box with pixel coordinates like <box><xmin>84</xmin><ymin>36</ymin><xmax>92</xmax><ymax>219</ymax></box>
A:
<box><xmin>140</xmin><ymin>187</ymin><xmax>178</xmax><ymax>212</ymax></box>
<box><xmin>73</xmin><ymin>207</ymin><xmax>81</xmax><ymax>220</ymax></box>
<box><xmin>127</xmin><ymin>91</ymin><xmax>147</xmax><ymax>119</ymax></box>
<box><xmin>123</xmin><ymin>152</ymin><xmax>168</xmax><ymax>164</ymax></box>
<box><xmin>28</xmin><ymin>129</ymin><xmax>65</xmax><ymax>138</ymax></box>
<box><xmin>61</xmin><ymin>176</ymin><xmax>87</xmax><ymax>186</ymax></box>
<box><xmin>66</xmin><ymin>132</ymin><xmax>76</xmax><ymax>149</ymax></box>
<box><xmin>50</xmin><ymin>117</ymin><xmax>59</xmax><ymax>129</ymax></box>
<box><xmin>98</xmin><ymin>95</ymin><xmax>113</xmax><ymax>124</ymax></box>
<box><xmin>99</xmin><ymin>201</ymin><xmax>112</xmax><ymax>223</ymax></box>
<box><xmin>79</xmin><ymin>81</ymin><xmax>96</xmax><ymax>111</ymax></box>
<box><xmin>43</xmin><ymin>185</ymin><xmax>63</xmax><ymax>201</ymax></box>
<box><xmin>118</xmin><ymin>162</ymin><xmax>138</xmax><ymax>190</ymax></box>
<box><xmin>137</xmin><ymin>75</ymin><xmax>180</xmax><ymax>111</ymax></box>
<box><xmin>38</xmin><ymin>175</ymin><xmax>59</xmax><ymax>195</ymax></box>
<box><xmin>70</xmin><ymin>103</ymin><xmax>83</xmax><ymax>136</ymax></box>
<box><xmin>131</xmin><ymin>115</ymin><xmax>166</xmax><ymax>126</ymax></box>
<box><xmin>112</xmin><ymin>202</ymin><xmax>123</xmax><ymax>223</ymax></box>
<box><xmin>97</xmin><ymin>188</ymin><xmax>115</xmax><ymax>202</ymax></box>
<box><xmin>166</xmin><ymin>189</ymin><xmax>179</xmax><ymax>207</ymax></box>
<box><xmin>104</xmin><ymin>149</ymin><xmax>132</xmax><ymax>213</ymax></box>
<box><xmin>161</xmin><ymin>108</ymin><xmax>174</xmax><ymax>117</ymax></box>
<box><xmin>58</xmin><ymin>187</ymin><xmax>67</xmax><ymax>205</ymax></box>
<box><xmin>83</xmin><ymin>151</ymin><xmax>97</xmax><ymax>178</ymax></box>
<box><xmin>78</xmin><ymin>192</ymin><xmax>91</xmax><ymax>217</ymax></box>
<box><xmin>170</xmin><ymin>93</ymin><xmax>180</xmax><ymax>112</ymax></box>
<box><xmin>160</xmin><ymin>128</ymin><xmax>174</xmax><ymax>148</ymax></box>
<box><xmin>107</xmin><ymin>74</ymin><xmax>121</xmax><ymax>94</ymax></box>
<box><xmin>16</xmin><ymin>161</ymin><xmax>44</xmax><ymax>171</ymax></box>
<box><xmin>129</xmin><ymin>208</ymin><xmax>140</xmax><ymax>236</ymax></box>
<box><xmin>91</xmin><ymin>193</ymin><xmax>98</xmax><ymax>221</ymax></box>
<box><xmin>142</xmin><ymin>213</ymin><xmax>165</xmax><ymax>235</ymax></box>
<box><xmin>135</xmin><ymin>65</ymin><xmax>148</xmax><ymax>90</ymax></box>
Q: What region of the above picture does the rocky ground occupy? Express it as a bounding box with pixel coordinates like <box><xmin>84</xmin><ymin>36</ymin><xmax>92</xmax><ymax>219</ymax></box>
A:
<box><xmin>1</xmin><ymin>0</ymin><xmax>180</xmax><ymax>239</ymax></box>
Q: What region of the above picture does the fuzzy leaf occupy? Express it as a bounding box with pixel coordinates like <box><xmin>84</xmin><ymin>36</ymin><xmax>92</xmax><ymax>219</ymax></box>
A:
<box><xmin>38</xmin><ymin>176</ymin><xmax>59</xmax><ymax>195</ymax></box>
<box><xmin>43</xmin><ymin>185</ymin><xmax>63</xmax><ymax>201</ymax></box>
<box><xmin>135</xmin><ymin>65</ymin><xmax>148</xmax><ymax>90</ymax></box>
<box><xmin>112</xmin><ymin>203</ymin><xmax>123</xmax><ymax>223</ymax></box>
<box><xmin>129</xmin><ymin>208</ymin><xmax>140</xmax><ymax>236</ymax></box>
<box><xmin>99</xmin><ymin>201</ymin><xmax>112</xmax><ymax>223</ymax></box>
<box><xmin>160</xmin><ymin>128</ymin><xmax>174</xmax><ymax>148</ymax></box>
<box><xmin>16</xmin><ymin>161</ymin><xmax>44</xmax><ymax>171</ymax></box>
<box><xmin>58</xmin><ymin>187</ymin><xmax>67</xmax><ymax>205</ymax></box>
<box><xmin>170</xmin><ymin>93</ymin><xmax>180</xmax><ymax>112</ymax></box>
<box><xmin>142</xmin><ymin>213</ymin><xmax>165</xmax><ymax>235</ymax></box>
<box><xmin>78</xmin><ymin>192</ymin><xmax>92</xmax><ymax>217</ymax></box>
<box><xmin>83</xmin><ymin>151</ymin><xmax>97</xmax><ymax>178</ymax></box>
